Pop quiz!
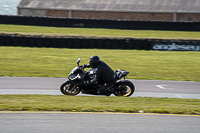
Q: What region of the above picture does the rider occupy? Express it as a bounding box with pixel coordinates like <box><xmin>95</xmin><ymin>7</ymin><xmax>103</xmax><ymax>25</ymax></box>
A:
<box><xmin>83</xmin><ymin>55</ymin><xmax>117</xmax><ymax>95</ymax></box>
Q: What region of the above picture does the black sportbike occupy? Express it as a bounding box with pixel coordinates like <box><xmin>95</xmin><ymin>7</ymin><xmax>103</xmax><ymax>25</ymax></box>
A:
<box><xmin>60</xmin><ymin>58</ymin><xmax>135</xmax><ymax>97</ymax></box>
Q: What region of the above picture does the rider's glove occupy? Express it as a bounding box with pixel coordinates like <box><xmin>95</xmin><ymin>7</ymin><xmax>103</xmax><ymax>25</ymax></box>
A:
<box><xmin>83</xmin><ymin>64</ymin><xmax>90</xmax><ymax>68</ymax></box>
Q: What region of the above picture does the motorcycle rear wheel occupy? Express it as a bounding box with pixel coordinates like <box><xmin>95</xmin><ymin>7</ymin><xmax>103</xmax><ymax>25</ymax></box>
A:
<box><xmin>113</xmin><ymin>80</ymin><xmax>135</xmax><ymax>97</ymax></box>
<box><xmin>60</xmin><ymin>81</ymin><xmax>81</xmax><ymax>96</ymax></box>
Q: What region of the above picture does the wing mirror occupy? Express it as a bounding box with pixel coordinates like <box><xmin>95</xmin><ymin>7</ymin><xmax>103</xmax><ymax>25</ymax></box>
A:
<box><xmin>77</xmin><ymin>58</ymin><xmax>81</xmax><ymax>66</ymax></box>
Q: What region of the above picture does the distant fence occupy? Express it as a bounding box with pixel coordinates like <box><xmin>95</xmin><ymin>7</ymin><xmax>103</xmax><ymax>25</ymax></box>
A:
<box><xmin>0</xmin><ymin>34</ymin><xmax>199</xmax><ymax>51</ymax></box>
<box><xmin>0</xmin><ymin>15</ymin><xmax>200</xmax><ymax>31</ymax></box>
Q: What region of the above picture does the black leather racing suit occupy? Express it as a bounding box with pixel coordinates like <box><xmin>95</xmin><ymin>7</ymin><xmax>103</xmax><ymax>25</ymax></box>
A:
<box><xmin>87</xmin><ymin>61</ymin><xmax>117</xmax><ymax>95</ymax></box>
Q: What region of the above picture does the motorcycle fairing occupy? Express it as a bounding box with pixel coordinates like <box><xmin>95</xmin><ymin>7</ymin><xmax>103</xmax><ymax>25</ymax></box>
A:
<box><xmin>86</xmin><ymin>68</ymin><xmax>96</xmax><ymax>79</ymax></box>
<box><xmin>69</xmin><ymin>67</ymin><xmax>84</xmax><ymax>76</ymax></box>
<box><xmin>116</xmin><ymin>69</ymin><xmax>129</xmax><ymax>79</ymax></box>
<box><xmin>68</xmin><ymin>74</ymin><xmax>82</xmax><ymax>85</ymax></box>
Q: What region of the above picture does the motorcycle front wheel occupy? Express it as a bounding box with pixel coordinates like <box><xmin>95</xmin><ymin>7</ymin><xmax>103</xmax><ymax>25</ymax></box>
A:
<box><xmin>60</xmin><ymin>80</ymin><xmax>81</xmax><ymax>96</ymax></box>
<box><xmin>113</xmin><ymin>80</ymin><xmax>135</xmax><ymax>97</ymax></box>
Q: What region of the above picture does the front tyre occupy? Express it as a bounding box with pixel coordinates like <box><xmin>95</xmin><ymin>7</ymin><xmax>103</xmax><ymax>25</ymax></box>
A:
<box><xmin>60</xmin><ymin>80</ymin><xmax>81</xmax><ymax>96</ymax></box>
<box><xmin>113</xmin><ymin>80</ymin><xmax>135</xmax><ymax>97</ymax></box>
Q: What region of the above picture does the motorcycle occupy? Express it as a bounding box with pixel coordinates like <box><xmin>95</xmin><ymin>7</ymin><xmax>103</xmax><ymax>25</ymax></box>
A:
<box><xmin>60</xmin><ymin>58</ymin><xmax>135</xmax><ymax>97</ymax></box>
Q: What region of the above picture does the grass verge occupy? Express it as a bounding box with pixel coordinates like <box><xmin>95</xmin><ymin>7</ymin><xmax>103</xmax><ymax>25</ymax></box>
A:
<box><xmin>1</xmin><ymin>24</ymin><xmax>200</xmax><ymax>39</ymax></box>
<box><xmin>0</xmin><ymin>95</ymin><xmax>199</xmax><ymax>115</ymax></box>
<box><xmin>0</xmin><ymin>46</ymin><xmax>200</xmax><ymax>81</ymax></box>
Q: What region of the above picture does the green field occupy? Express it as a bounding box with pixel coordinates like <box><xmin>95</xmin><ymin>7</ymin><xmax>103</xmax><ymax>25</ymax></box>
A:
<box><xmin>0</xmin><ymin>25</ymin><xmax>199</xmax><ymax>81</ymax></box>
<box><xmin>0</xmin><ymin>95</ymin><xmax>199</xmax><ymax>115</ymax></box>
<box><xmin>0</xmin><ymin>46</ymin><xmax>199</xmax><ymax>81</ymax></box>
<box><xmin>1</xmin><ymin>24</ymin><xmax>200</xmax><ymax>39</ymax></box>
<box><xmin>0</xmin><ymin>25</ymin><xmax>199</xmax><ymax>115</ymax></box>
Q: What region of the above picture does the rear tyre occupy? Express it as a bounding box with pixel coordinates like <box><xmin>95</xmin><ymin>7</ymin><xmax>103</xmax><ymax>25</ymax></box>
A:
<box><xmin>113</xmin><ymin>80</ymin><xmax>135</xmax><ymax>97</ymax></box>
<box><xmin>60</xmin><ymin>80</ymin><xmax>81</xmax><ymax>95</ymax></box>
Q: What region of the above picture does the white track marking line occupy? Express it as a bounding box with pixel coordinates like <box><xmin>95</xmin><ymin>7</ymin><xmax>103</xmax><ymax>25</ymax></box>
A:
<box><xmin>156</xmin><ymin>84</ymin><xmax>167</xmax><ymax>89</ymax></box>
<box><xmin>155</xmin><ymin>84</ymin><xmax>174</xmax><ymax>90</ymax></box>
<box><xmin>176</xmin><ymin>95</ymin><xmax>184</xmax><ymax>98</ymax></box>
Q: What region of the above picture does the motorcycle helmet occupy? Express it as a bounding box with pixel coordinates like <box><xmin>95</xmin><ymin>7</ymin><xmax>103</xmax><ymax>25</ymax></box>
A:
<box><xmin>89</xmin><ymin>55</ymin><xmax>100</xmax><ymax>68</ymax></box>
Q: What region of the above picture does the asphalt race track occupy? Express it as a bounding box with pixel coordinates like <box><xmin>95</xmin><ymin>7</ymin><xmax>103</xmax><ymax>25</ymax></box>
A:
<box><xmin>0</xmin><ymin>112</ymin><xmax>200</xmax><ymax>133</ymax></box>
<box><xmin>0</xmin><ymin>77</ymin><xmax>200</xmax><ymax>99</ymax></box>
<box><xmin>0</xmin><ymin>77</ymin><xmax>200</xmax><ymax>133</ymax></box>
